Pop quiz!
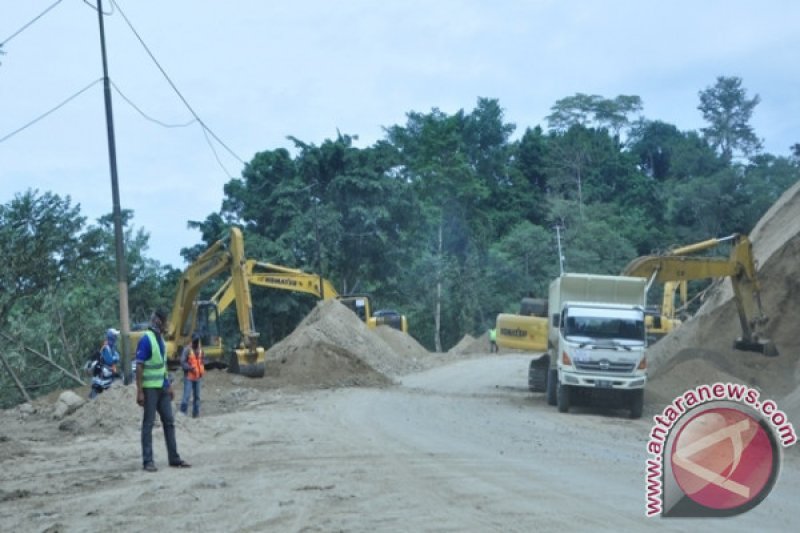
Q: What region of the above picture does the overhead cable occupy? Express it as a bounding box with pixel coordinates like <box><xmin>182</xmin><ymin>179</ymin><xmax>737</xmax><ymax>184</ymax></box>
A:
<box><xmin>110</xmin><ymin>0</ymin><xmax>246</xmax><ymax>165</ymax></box>
<box><xmin>1</xmin><ymin>0</ymin><xmax>64</xmax><ymax>48</ymax></box>
<box><xmin>0</xmin><ymin>78</ymin><xmax>103</xmax><ymax>144</ymax></box>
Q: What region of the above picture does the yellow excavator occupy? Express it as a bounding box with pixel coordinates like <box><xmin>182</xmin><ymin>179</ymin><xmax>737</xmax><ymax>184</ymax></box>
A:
<box><xmin>621</xmin><ymin>233</ymin><xmax>777</xmax><ymax>356</ymax></box>
<box><xmin>495</xmin><ymin>297</ymin><xmax>549</xmax><ymax>352</ymax></box>
<box><xmin>211</xmin><ymin>260</ymin><xmax>409</xmax><ymax>333</ymax></box>
<box><xmin>129</xmin><ymin>227</ymin><xmax>267</xmax><ymax>377</ymax></box>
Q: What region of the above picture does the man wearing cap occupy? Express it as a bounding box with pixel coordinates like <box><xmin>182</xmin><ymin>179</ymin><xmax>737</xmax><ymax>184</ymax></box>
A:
<box><xmin>101</xmin><ymin>328</ymin><xmax>121</xmax><ymax>372</ymax></box>
<box><xmin>179</xmin><ymin>333</ymin><xmax>205</xmax><ymax>418</ymax></box>
<box><xmin>135</xmin><ymin>308</ymin><xmax>190</xmax><ymax>472</ymax></box>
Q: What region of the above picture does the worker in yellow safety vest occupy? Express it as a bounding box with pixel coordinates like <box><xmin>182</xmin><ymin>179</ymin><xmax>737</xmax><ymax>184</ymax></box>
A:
<box><xmin>135</xmin><ymin>308</ymin><xmax>191</xmax><ymax>472</ymax></box>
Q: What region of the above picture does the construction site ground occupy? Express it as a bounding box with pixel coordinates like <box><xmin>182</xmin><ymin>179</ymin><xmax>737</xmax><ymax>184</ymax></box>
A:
<box><xmin>2</xmin><ymin>181</ymin><xmax>800</xmax><ymax>532</ymax></box>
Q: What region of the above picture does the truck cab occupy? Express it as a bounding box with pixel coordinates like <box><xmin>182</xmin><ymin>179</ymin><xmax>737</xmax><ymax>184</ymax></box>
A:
<box><xmin>547</xmin><ymin>274</ymin><xmax>648</xmax><ymax>418</ymax></box>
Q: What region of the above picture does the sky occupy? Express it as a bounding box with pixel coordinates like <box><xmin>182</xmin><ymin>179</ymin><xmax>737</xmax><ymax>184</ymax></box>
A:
<box><xmin>2</xmin><ymin>0</ymin><xmax>799</xmax><ymax>267</ymax></box>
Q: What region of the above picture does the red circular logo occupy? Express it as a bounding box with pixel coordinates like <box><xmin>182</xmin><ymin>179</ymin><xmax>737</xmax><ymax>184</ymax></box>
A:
<box><xmin>670</xmin><ymin>407</ymin><xmax>774</xmax><ymax>510</ymax></box>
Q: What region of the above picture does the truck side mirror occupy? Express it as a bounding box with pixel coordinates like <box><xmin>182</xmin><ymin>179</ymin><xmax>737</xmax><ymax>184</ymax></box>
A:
<box><xmin>551</xmin><ymin>314</ymin><xmax>560</xmax><ymax>328</ymax></box>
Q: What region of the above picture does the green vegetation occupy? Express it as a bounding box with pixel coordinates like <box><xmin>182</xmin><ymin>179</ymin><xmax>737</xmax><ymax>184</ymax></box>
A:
<box><xmin>2</xmin><ymin>76</ymin><xmax>798</xmax><ymax>407</ymax></box>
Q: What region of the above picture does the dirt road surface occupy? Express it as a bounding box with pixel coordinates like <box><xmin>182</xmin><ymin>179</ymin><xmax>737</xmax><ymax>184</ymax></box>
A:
<box><xmin>1</xmin><ymin>354</ymin><xmax>797</xmax><ymax>532</ymax></box>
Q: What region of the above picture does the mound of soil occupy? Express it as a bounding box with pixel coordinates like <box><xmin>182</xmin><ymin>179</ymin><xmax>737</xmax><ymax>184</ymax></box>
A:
<box><xmin>264</xmin><ymin>299</ymin><xmax>419</xmax><ymax>388</ymax></box>
<box><xmin>647</xmin><ymin>180</ymin><xmax>800</xmax><ymax>425</ymax></box>
<box><xmin>449</xmin><ymin>334</ymin><xmax>477</xmax><ymax>354</ymax></box>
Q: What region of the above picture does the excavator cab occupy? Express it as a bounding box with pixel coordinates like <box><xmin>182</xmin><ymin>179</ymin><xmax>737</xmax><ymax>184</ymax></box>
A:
<box><xmin>338</xmin><ymin>295</ymin><xmax>371</xmax><ymax>322</ymax></box>
<box><xmin>193</xmin><ymin>301</ymin><xmax>225</xmax><ymax>369</ymax></box>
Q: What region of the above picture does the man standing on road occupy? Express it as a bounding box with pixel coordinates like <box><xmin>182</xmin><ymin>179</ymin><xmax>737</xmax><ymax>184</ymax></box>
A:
<box><xmin>489</xmin><ymin>327</ymin><xmax>498</xmax><ymax>353</ymax></box>
<box><xmin>179</xmin><ymin>333</ymin><xmax>205</xmax><ymax>418</ymax></box>
<box><xmin>136</xmin><ymin>308</ymin><xmax>191</xmax><ymax>472</ymax></box>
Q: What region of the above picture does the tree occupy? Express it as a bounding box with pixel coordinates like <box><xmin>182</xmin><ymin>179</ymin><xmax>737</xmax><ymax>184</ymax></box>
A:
<box><xmin>545</xmin><ymin>125</ymin><xmax>638</xmax><ymax>215</ymax></box>
<box><xmin>387</xmin><ymin>108</ymin><xmax>471</xmax><ymax>351</ymax></box>
<box><xmin>629</xmin><ymin>120</ymin><xmax>724</xmax><ymax>181</ymax></box>
<box><xmin>0</xmin><ymin>190</ymin><xmax>87</xmax><ymax>329</ymax></box>
<box><xmin>487</xmin><ymin>221</ymin><xmax>559</xmax><ymax>307</ymax></box>
<box><xmin>0</xmin><ymin>190</ymin><xmax>170</xmax><ymax>407</ymax></box>
<box><xmin>791</xmin><ymin>143</ymin><xmax>800</xmax><ymax>164</ymax></box>
<box><xmin>698</xmin><ymin>76</ymin><xmax>762</xmax><ymax>162</ymax></box>
<box><xmin>546</xmin><ymin>93</ymin><xmax>642</xmax><ymax>138</ymax></box>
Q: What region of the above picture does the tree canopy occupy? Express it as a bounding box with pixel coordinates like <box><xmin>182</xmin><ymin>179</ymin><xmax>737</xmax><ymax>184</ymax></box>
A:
<box><xmin>3</xmin><ymin>76</ymin><xmax>798</xmax><ymax>407</ymax></box>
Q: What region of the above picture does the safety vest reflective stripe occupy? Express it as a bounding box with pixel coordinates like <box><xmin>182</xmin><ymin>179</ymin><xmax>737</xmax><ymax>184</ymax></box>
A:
<box><xmin>142</xmin><ymin>331</ymin><xmax>167</xmax><ymax>389</ymax></box>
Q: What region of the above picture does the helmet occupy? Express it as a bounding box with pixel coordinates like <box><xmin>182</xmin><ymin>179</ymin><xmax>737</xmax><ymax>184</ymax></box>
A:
<box><xmin>191</xmin><ymin>332</ymin><xmax>202</xmax><ymax>343</ymax></box>
<box><xmin>106</xmin><ymin>328</ymin><xmax>120</xmax><ymax>342</ymax></box>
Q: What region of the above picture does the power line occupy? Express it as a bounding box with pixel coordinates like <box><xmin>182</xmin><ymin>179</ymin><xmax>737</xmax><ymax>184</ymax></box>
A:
<box><xmin>1</xmin><ymin>0</ymin><xmax>64</xmax><ymax>48</ymax></box>
<box><xmin>110</xmin><ymin>80</ymin><xmax>196</xmax><ymax>128</ymax></box>
<box><xmin>110</xmin><ymin>0</ymin><xmax>246</xmax><ymax>165</ymax></box>
<box><xmin>2</xmin><ymin>1</ymin><xmax>245</xmax><ymax>176</ymax></box>
<box><xmin>0</xmin><ymin>77</ymin><xmax>203</xmax><ymax>145</ymax></box>
<box><xmin>200</xmin><ymin>126</ymin><xmax>236</xmax><ymax>179</ymax></box>
<box><xmin>81</xmin><ymin>0</ymin><xmax>113</xmax><ymax>16</ymax></box>
<box><xmin>0</xmin><ymin>78</ymin><xmax>103</xmax><ymax>144</ymax></box>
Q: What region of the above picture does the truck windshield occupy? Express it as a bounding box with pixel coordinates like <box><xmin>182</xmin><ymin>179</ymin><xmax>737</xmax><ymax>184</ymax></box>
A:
<box><xmin>564</xmin><ymin>308</ymin><xmax>644</xmax><ymax>342</ymax></box>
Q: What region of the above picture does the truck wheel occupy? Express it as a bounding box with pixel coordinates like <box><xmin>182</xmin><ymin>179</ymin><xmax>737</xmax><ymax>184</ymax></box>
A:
<box><xmin>528</xmin><ymin>360</ymin><xmax>546</xmax><ymax>392</ymax></box>
<box><xmin>557</xmin><ymin>382</ymin><xmax>571</xmax><ymax>413</ymax></box>
<box><xmin>546</xmin><ymin>369</ymin><xmax>558</xmax><ymax>406</ymax></box>
<box><xmin>629</xmin><ymin>389</ymin><xmax>644</xmax><ymax>419</ymax></box>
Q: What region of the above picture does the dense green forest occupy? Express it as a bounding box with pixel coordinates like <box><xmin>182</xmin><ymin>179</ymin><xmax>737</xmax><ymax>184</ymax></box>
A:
<box><xmin>2</xmin><ymin>76</ymin><xmax>799</xmax><ymax>406</ymax></box>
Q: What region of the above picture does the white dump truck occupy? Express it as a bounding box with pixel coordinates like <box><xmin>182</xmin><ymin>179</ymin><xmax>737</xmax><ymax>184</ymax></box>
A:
<box><xmin>538</xmin><ymin>273</ymin><xmax>648</xmax><ymax>418</ymax></box>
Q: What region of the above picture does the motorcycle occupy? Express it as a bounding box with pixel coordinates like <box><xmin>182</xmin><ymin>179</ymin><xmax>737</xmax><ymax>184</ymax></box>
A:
<box><xmin>86</xmin><ymin>359</ymin><xmax>122</xmax><ymax>399</ymax></box>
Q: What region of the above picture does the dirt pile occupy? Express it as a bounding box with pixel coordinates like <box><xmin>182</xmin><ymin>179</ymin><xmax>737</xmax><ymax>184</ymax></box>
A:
<box><xmin>373</xmin><ymin>325</ymin><xmax>431</xmax><ymax>363</ymax></box>
<box><xmin>449</xmin><ymin>334</ymin><xmax>477</xmax><ymax>354</ymax></box>
<box><xmin>264</xmin><ymin>299</ymin><xmax>424</xmax><ymax>388</ymax></box>
<box><xmin>449</xmin><ymin>331</ymin><xmax>497</xmax><ymax>354</ymax></box>
<box><xmin>646</xmin><ymin>180</ymin><xmax>800</xmax><ymax>424</ymax></box>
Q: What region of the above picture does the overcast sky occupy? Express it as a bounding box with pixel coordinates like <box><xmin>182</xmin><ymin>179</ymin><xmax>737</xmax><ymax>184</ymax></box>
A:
<box><xmin>2</xmin><ymin>0</ymin><xmax>798</xmax><ymax>267</ymax></box>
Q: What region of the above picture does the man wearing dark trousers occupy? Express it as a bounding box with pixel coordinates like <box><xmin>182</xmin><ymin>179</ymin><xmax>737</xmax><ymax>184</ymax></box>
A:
<box><xmin>136</xmin><ymin>308</ymin><xmax>191</xmax><ymax>472</ymax></box>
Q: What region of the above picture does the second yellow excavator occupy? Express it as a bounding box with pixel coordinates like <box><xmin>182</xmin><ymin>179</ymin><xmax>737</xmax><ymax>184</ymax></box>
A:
<box><xmin>211</xmin><ymin>260</ymin><xmax>409</xmax><ymax>333</ymax></box>
<box><xmin>622</xmin><ymin>233</ymin><xmax>777</xmax><ymax>356</ymax></box>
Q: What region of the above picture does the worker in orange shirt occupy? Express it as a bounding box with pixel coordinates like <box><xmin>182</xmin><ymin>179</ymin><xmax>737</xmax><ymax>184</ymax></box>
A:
<box><xmin>179</xmin><ymin>333</ymin><xmax>205</xmax><ymax>418</ymax></box>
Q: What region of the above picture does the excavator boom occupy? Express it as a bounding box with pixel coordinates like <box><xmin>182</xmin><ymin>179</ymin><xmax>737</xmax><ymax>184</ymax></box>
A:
<box><xmin>212</xmin><ymin>260</ymin><xmax>408</xmax><ymax>333</ymax></box>
<box><xmin>622</xmin><ymin>234</ymin><xmax>776</xmax><ymax>356</ymax></box>
<box><xmin>130</xmin><ymin>227</ymin><xmax>266</xmax><ymax>377</ymax></box>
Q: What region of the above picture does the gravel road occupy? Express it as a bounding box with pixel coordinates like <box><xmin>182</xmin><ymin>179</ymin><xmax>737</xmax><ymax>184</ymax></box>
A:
<box><xmin>1</xmin><ymin>354</ymin><xmax>797</xmax><ymax>532</ymax></box>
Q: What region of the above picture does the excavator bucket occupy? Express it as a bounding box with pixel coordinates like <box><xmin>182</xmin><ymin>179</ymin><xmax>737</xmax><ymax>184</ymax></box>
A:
<box><xmin>228</xmin><ymin>347</ymin><xmax>266</xmax><ymax>378</ymax></box>
<box><xmin>733</xmin><ymin>337</ymin><xmax>779</xmax><ymax>357</ymax></box>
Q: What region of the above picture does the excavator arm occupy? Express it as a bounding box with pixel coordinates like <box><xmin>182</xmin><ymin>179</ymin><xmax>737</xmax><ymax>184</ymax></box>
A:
<box><xmin>133</xmin><ymin>227</ymin><xmax>266</xmax><ymax>377</ymax></box>
<box><xmin>246</xmin><ymin>261</ymin><xmax>341</xmax><ymax>300</ymax></box>
<box><xmin>213</xmin><ymin>260</ymin><xmax>408</xmax><ymax>333</ymax></box>
<box><xmin>622</xmin><ymin>234</ymin><xmax>776</xmax><ymax>356</ymax></box>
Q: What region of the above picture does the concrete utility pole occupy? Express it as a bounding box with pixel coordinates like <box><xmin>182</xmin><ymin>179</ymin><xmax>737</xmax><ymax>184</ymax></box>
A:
<box><xmin>555</xmin><ymin>225</ymin><xmax>565</xmax><ymax>275</ymax></box>
<box><xmin>96</xmin><ymin>0</ymin><xmax>132</xmax><ymax>383</ymax></box>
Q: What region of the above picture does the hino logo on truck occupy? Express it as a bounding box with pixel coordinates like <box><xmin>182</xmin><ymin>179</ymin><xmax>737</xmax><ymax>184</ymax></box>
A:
<box><xmin>500</xmin><ymin>327</ymin><xmax>527</xmax><ymax>338</ymax></box>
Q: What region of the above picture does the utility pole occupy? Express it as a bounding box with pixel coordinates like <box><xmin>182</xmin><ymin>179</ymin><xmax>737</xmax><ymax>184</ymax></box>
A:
<box><xmin>312</xmin><ymin>185</ymin><xmax>324</xmax><ymax>300</ymax></box>
<box><xmin>555</xmin><ymin>225</ymin><xmax>565</xmax><ymax>275</ymax></box>
<box><xmin>96</xmin><ymin>0</ymin><xmax>132</xmax><ymax>384</ymax></box>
